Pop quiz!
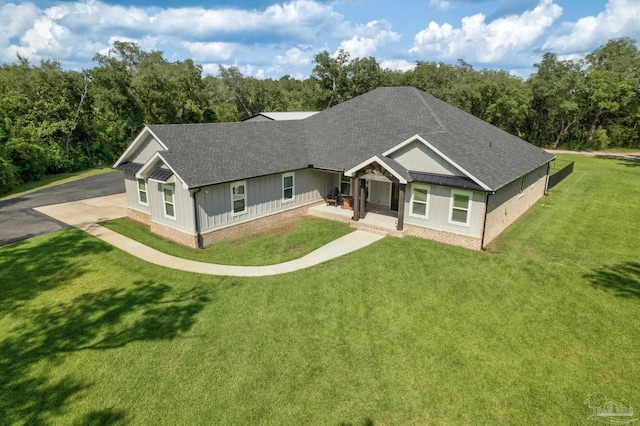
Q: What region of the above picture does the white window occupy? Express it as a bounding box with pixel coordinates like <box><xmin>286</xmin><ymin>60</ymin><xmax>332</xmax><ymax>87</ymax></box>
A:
<box><xmin>137</xmin><ymin>178</ymin><xmax>148</xmax><ymax>205</ymax></box>
<box><xmin>163</xmin><ymin>186</ymin><xmax>175</xmax><ymax>219</ymax></box>
<box><xmin>282</xmin><ymin>172</ymin><xmax>294</xmax><ymax>203</ymax></box>
<box><xmin>340</xmin><ymin>176</ymin><xmax>352</xmax><ymax>196</ymax></box>
<box><xmin>231</xmin><ymin>181</ymin><xmax>247</xmax><ymax>215</ymax></box>
<box><xmin>409</xmin><ymin>184</ymin><xmax>430</xmax><ymax>218</ymax></box>
<box><xmin>449</xmin><ymin>190</ymin><xmax>472</xmax><ymax>226</ymax></box>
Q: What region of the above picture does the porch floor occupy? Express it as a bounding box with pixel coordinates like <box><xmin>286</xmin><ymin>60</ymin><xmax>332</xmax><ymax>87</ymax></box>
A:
<box><xmin>308</xmin><ymin>204</ymin><xmax>404</xmax><ymax>237</ymax></box>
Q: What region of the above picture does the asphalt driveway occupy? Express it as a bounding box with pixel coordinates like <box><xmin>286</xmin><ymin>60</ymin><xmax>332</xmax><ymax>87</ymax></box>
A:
<box><xmin>0</xmin><ymin>171</ymin><xmax>124</xmax><ymax>246</ymax></box>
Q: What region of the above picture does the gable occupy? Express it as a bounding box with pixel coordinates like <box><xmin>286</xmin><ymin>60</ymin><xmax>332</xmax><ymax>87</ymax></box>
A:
<box><xmin>129</xmin><ymin>135</ymin><xmax>164</xmax><ymax>164</ymax></box>
<box><xmin>388</xmin><ymin>139</ymin><xmax>463</xmax><ymax>177</ymax></box>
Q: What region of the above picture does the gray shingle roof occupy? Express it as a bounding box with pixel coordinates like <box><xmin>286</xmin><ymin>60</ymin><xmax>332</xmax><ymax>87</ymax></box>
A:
<box><xmin>143</xmin><ymin>87</ymin><xmax>553</xmax><ymax>191</ymax></box>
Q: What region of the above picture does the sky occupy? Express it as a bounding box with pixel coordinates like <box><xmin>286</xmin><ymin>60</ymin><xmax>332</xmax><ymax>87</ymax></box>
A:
<box><xmin>1</xmin><ymin>0</ymin><xmax>639</xmax><ymax>79</ymax></box>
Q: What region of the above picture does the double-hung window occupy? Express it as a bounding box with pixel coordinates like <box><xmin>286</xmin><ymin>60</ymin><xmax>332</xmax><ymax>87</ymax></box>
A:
<box><xmin>449</xmin><ymin>190</ymin><xmax>471</xmax><ymax>226</ymax></box>
<box><xmin>409</xmin><ymin>184</ymin><xmax>430</xmax><ymax>218</ymax></box>
<box><xmin>163</xmin><ymin>186</ymin><xmax>175</xmax><ymax>219</ymax></box>
<box><xmin>231</xmin><ymin>181</ymin><xmax>247</xmax><ymax>215</ymax></box>
<box><xmin>282</xmin><ymin>173</ymin><xmax>294</xmax><ymax>203</ymax></box>
<box><xmin>137</xmin><ymin>178</ymin><xmax>148</xmax><ymax>205</ymax></box>
<box><xmin>340</xmin><ymin>176</ymin><xmax>352</xmax><ymax>196</ymax></box>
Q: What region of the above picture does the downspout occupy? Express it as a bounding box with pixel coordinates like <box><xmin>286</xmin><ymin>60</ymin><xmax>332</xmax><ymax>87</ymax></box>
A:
<box><xmin>192</xmin><ymin>188</ymin><xmax>203</xmax><ymax>249</ymax></box>
<box><xmin>480</xmin><ymin>191</ymin><xmax>493</xmax><ymax>250</ymax></box>
<box><xmin>544</xmin><ymin>161</ymin><xmax>552</xmax><ymax>195</ymax></box>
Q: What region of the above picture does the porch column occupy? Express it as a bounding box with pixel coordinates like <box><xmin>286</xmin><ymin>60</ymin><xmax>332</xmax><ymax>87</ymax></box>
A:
<box><xmin>353</xmin><ymin>177</ymin><xmax>360</xmax><ymax>221</ymax></box>
<box><xmin>359</xmin><ymin>179</ymin><xmax>366</xmax><ymax>218</ymax></box>
<box><xmin>397</xmin><ymin>183</ymin><xmax>406</xmax><ymax>231</ymax></box>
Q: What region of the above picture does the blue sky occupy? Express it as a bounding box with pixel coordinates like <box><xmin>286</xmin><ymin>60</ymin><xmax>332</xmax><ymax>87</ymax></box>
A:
<box><xmin>1</xmin><ymin>0</ymin><xmax>638</xmax><ymax>79</ymax></box>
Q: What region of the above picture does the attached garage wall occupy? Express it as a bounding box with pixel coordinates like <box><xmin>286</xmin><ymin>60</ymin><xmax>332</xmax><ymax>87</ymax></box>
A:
<box><xmin>483</xmin><ymin>164</ymin><xmax>548</xmax><ymax>245</ymax></box>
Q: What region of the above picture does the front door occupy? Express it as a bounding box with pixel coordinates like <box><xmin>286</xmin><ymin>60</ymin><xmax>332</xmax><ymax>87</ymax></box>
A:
<box><xmin>390</xmin><ymin>183</ymin><xmax>400</xmax><ymax>211</ymax></box>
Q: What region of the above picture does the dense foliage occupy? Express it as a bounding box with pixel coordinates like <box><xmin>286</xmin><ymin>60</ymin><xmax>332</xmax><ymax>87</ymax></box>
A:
<box><xmin>1</xmin><ymin>38</ymin><xmax>639</xmax><ymax>193</ymax></box>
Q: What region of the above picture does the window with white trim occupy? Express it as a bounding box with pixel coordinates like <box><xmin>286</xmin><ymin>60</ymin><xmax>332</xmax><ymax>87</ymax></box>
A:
<box><xmin>163</xmin><ymin>186</ymin><xmax>175</xmax><ymax>219</ymax></box>
<box><xmin>449</xmin><ymin>190</ymin><xmax>471</xmax><ymax>226</ymax></box>
<box><xmin>340</xmin><ymin>176</ymin><xmax>352</xmax><ymax>196</ymax></box>
<box><xmin>409</xmin><ymin>184</ymin><xmax>430</xmax><ymax>218</ymax></box>
<box><xmin>231</xmin><ymin>181</ymin><xmax>247</xmax><ymax>215</ymax></box>
<box><xmin>282</xmin><ymin>172</ymin><xmax>294</xmax><ymax>203</ymax></box>
<box><xmin>137</xmin><ymin>178</ymin><xmax>148</xmax><ymax>205</ymax></box>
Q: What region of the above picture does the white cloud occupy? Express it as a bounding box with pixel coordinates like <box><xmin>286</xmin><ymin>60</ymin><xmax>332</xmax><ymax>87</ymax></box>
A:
<box><xmin>184</xmin><ymin>42</ymin><xmax>236</xmax><ymax>62</ymax></box>
<box><xmin>276</xmin><ymin>46</ymin><xmax>314</xmax><ymax>66</ymax></box>
<box><xmin>410</xmin><ymin>0</ymin><xmax>562</xmax><ymax>63</ymax></box>
<box><xmin>337</xmin><ymin>20</ymin><xmax>400</xmax><ymax>58</ymax></box>
<box><xmin>429</xmin><ymin>0</ymin><xmax>451</xmax><ymax>10</ymax></box>
<box><xmin>0</xmin><ymin>0</ymin><xmax>345</xmax><ymax>67</ymax></box>
<box><xmin>542</xmin><ymin>0</ymin><xmax>640</xmax><ymax>54</ymax></box>
<box><xmin>380</xmin><ymin>59</ymin><xmax>416</xmax><ymax>72</ymax></box>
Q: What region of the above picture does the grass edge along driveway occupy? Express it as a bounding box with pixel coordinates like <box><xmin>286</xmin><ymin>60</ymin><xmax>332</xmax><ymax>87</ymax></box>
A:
<box><xmin>0</xmin><ymin>154</ymin><xmax>638</xmax><ymax>425</ymax></box>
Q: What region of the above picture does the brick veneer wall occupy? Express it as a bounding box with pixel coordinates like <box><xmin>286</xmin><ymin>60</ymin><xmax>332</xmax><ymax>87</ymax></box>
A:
<box><xmin>128</xmin><ymin>208</ymin><xmax>151</xmax><ymax>225</ymax></box>
<box><xmin>201</xmin><ymin>202</ymin><xmax>319</xmax><ymax>246</ymax></box>
<box><xmin>404</xmin><ymin>224</ymin><xmax>483</xmax><ymax>250</ymax></box>
<box><xmin>150</xmin><ymin>221</ymin><xmax>198</xmax><ymax>248</ymax></box>
<box><xmin>483</xmin><ymin>169</ymin><xmax>547</xmax><ymax>246</ymax></box>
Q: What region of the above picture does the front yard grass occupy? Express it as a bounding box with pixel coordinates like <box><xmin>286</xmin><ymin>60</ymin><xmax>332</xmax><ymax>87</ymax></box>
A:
<box><xmin>0</xmin><ymin>154</ymin><xmax>638</xmax><ymax>424</ymax></box>
<box><xmin>101</xmin><ymin>216</ymin><xmax>354</xmax><ymax>266</ymax></box>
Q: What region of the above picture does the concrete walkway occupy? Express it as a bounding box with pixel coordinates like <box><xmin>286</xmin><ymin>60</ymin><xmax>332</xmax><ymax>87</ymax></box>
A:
<box><xmin>35</xmin><ymin>195</ymin><xmax>384</xmax><ymax>277</ymax></box>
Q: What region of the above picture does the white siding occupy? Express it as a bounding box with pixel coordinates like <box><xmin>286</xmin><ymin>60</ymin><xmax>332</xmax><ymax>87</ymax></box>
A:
<box><xmin>124</xmin><ymin>173</ymin><xmax>150</xmax><ymax>213</ymax></box>
<box><xmin>403</xmin><ymin>184</ymin><xmax>485</xmax><ymax>237</ymax></box>
<box><xmin>196</xmin><ymin>169</ymin><xmax>334</xmax><ymax>232</ymax></box>
<box><xmin>390</xmin><ymin>140</ymin><xmax>462</xmax><ymax>176</ymax></box>
<box><xmin>130</xmin><ymin>136</ymin><xmax>163</xmax><ymax>164</ymax></box>
<box><xmin>149</xmin><ymin>181</ymin><xmax>195</xmax><ymax>233</ymax></box>
<box><xmin>368</xmin><ymin>180</ymin><xmax>391</xmax><ymax>207</ymax></box>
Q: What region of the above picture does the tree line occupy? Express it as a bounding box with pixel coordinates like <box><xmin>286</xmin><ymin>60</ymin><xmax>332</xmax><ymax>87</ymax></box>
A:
<box><xmin>1</xmin><ymin>38</ymin><xmax>638</xmax><ymax>194</ymax></box>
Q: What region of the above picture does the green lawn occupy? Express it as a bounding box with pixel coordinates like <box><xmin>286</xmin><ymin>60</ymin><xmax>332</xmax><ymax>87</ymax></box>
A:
<box><xmin>101</xmin><ymin>216</ymin><xmax>354</xmax><ymax>266</ymax></box>
<box><xmin>0</xmin><ymin>167</ymin><xmax>113</xmax><ymax>200</ymax></box>
<box><xmin>1</xmin><ymin>154</ymin><xmax>639</xmax><ymax>425</ymax></box>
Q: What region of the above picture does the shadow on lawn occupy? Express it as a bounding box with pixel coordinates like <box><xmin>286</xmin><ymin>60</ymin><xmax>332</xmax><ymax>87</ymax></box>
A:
<box><xmin>0</xmin><ymin>250</ymin><xmax>211</xmax><ymax>425</ymax></box>
<box><xmin>585</xmin><ymin>261</ymin><xmax>640</xmax><ymax>299</ymax></box>
<box><xmin>0</xmin><ymin>229</ymin><xmax>112</xmax><ymax>315</ymax></box>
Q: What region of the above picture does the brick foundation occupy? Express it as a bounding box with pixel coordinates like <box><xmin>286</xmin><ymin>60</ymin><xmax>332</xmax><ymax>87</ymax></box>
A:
<box><xmin>150</xmin><ymin>221</ymin><xmax>198</xmax><ymax>248</ymax></box>
<box><xmin>201</xmin><ymin>202</ymin><xmax>319</xmax><ymax>246</ymax></box>
<box><xmin>127</xmin><ymin>208</ymin><xmax>151</xmax><ymax>225</ymax></box>
<box><xmin>404</xmin><ymin>224</ymin><xmax>483</xmax><ymax>250</ymax></box>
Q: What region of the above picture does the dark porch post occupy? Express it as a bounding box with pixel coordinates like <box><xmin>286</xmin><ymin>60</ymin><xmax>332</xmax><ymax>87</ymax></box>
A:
<box><xmin>359</xmin><ymin>178</ymin><xmax>366</xmax><ymax>218</ymax></box>
<box><xmin>397</xmin><ymin>183</ymin><xmax>406</xmax><ymax>231</ymax></box>
<box><xmin>353</xmin><ymin>177</ymin><xmax>360</xmax><ymax>221</ymax></box>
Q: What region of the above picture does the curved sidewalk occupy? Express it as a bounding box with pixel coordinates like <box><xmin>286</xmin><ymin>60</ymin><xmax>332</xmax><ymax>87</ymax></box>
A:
<box><xmin>34</xmin><ymin>194</ymin><xmax>384</xmax><ymax>277</ymax></box>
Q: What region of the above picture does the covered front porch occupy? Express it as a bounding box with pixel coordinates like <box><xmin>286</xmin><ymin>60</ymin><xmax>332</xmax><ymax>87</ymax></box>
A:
<box><xmin>308</xmin><ymin>203</ymin><xmax>405</xmax><ymax>237</ymax></box>
<box><xmin>346</xmin><ymin>155</ymin><xmax>410</xmax><ymax>232</ymax></box>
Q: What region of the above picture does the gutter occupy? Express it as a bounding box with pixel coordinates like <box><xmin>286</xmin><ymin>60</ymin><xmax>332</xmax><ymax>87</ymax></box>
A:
<box><xmin>192</xmin><ymin>188</ymin><xmax>203</xmax><ymax>249</ymax></box>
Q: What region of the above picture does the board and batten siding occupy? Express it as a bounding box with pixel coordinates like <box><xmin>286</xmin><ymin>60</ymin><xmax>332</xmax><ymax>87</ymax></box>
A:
<box><xmin>403</xmin><ymin>184</ymin><xmax>485</xmax><ymax>237</ymax></box>
<box><xmin>124</xmin><ymin>173</ymin><xmax>150</xmax><ymax>213</ymax></box>
<box><xmin>390</xmin><ymin>140</ymin><xmax>462</xmax><ymax>176</ymax></box>
<box><xmin>368</xmin><ymin>180</ymin><xmax>391</xmax><ymax>207</ymax></box>
<box><xmin>197</xmin><ymin>168</ymin><xmax>334</xmax><ymax>232</ymax></box>
<box><xmin>148</xmin><ymin>181</ymin><xmax>196</xmax><ymax>233</ymax></box>
<box><xmin>130</xmin><ymin>136</ymin><xmax>164</xmax><ymax>164</ymax></box>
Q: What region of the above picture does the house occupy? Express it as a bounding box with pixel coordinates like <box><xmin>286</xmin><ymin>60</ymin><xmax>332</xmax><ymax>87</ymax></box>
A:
<box><xmin>241</xmin><ymin>111</ymin><xmax>319</xmax><ymax>122</ymax></box>
<box><xmin>113</xmin><ymin>87</ymin><xmax>554</xmax><ymax>250</ymax></box>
